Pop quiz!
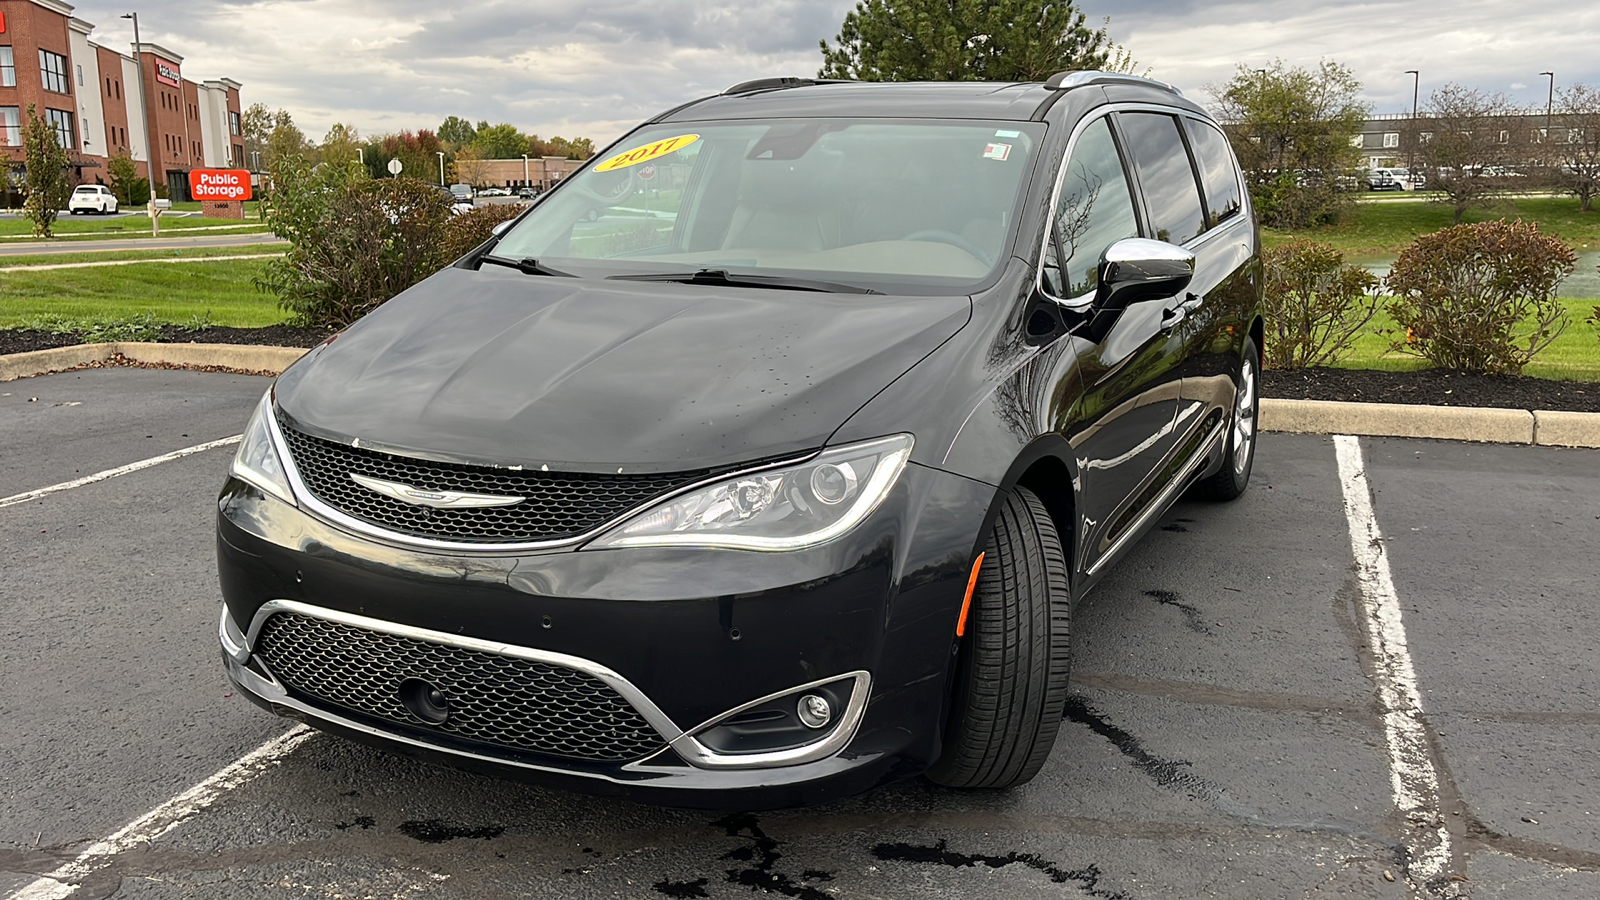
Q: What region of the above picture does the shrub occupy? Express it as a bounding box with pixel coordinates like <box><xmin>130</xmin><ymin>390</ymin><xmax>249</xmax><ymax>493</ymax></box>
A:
<box><xmin>1261</xmin><ymin>239</ymin><xmax>1380</xmax><ymax>369</ymax></box>
<box><xmin>437</xmin><ymin>203</ymin><xmax>523</xmax><ymax>262</ymax></box>
<box><xmin>1250</xmin><ymin>172</ymin><xmax>1348</xmax><ymax>229</ymax></box>
<box><xmin>1383</xmin><ymin>220</ymin><xmax>1577</xmax><ymax>375</ymax></box>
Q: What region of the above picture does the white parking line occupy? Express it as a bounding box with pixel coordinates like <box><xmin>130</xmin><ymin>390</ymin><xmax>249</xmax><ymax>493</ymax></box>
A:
<box><xmin>1334</xmin><ymin>435</ymin><xmax>1453</xmax><ymax>887</ymax></box>
<box><xmin>0</xmin><ymin>435</ymin><xmax>241</xmax><ymax>510</ymax></box>
<box><xmin>6</xmin><ymin>726</ymin><xmax>314</xmax><ymax>900</ymax></box>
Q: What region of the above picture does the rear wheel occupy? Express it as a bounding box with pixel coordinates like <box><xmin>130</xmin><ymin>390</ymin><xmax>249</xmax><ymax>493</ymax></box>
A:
<box><xmin>1195</xmin><ymin>336</ymin><xmax>1259</xmax><ymax>501</ymax></box>
<box><xmin>927</xmin><ymin>485</ymin><xmax>1071</xmax><ymax>789</ymax></box>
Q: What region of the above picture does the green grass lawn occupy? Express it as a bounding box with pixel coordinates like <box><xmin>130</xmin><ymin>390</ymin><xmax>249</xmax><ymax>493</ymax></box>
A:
<box><xmin>1324</xmin><ymin>296</ymin><xmax>1600</xmax><ymax>381</ymax></box>
<box><xmin>0</xmin><ymin>214</ymin><xmax>271</xmax><ymax>239</ymax></box>
<box><xmin>0</xmin><ymin>258</ymin><xmax>288</xmax><ymax>328</ymax></box>
<box><xmin>0</xmin><ymin>243</ymin><xmax>285</xmax><ymax>268</ymax></box>
<box><xmin>1265</xmin><ymin>195</ymin><xmax>1600</xmax><ymax>259</ymax></box>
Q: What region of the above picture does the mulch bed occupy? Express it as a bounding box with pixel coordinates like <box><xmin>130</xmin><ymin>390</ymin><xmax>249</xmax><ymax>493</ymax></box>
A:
<box><xmin>1263</xmin><ymin>367</ymin><xmax>1600</xmax><ymax>413</ymax></box>
<box><xmin>3</xmin><ymin>326</ymin><xmax>1597</xmax><ymax>413</ymax></box>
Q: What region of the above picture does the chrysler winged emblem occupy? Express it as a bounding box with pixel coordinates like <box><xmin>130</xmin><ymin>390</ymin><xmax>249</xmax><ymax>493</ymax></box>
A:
<box><xmin>349</xmin><ymin>473</ymin><xmax>523</xmax><ymax>509</ymax></box>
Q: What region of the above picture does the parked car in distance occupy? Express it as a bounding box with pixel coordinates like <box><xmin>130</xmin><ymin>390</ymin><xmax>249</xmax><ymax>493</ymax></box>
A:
<box><xmin>1362</xmin><ymin>168</ymin><xmax>1404</xmax><ymax>191</ymax></box>
<box><xmin>431</xmin><ymin>184</ymin><xmax>473</xmax><ymax>216</ymax></box>
<box><xmin>517</xmin><ymin>186</ymin><xmax>541</xmax><ymax>200</ymax></box>
<box><xmin>218</xmin><ymin>71</ymin><xmax>1264</xmax><ymax>810</ymax></box>
<box><xmin>477</xmin><ymin>187</ymin><xmax>512</xmax><ymax>197</ymax></box>
<box><xmin>68</xmin><ymin>184</ymin><xmax>119</xmax><ymax>214</ymax></box>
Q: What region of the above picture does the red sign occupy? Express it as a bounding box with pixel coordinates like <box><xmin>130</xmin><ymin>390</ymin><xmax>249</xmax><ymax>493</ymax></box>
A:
<box><xmin>637</xmin><ymin>164</ymin><xmax>656</xmax><ymax>181</ymax></box>
<box><xmin>0</xmin><ymin>12</ymin><xmax>7</xmax><ymax>34</ymax></box>
<box><xmin>189</xmin><ymin>169</ymin><xmax>253</xmax><ymax>201</ymax></box>
<box><xmin>155</xmin><ymin>60</ymin><xmax>180</xmax><ymax>87</ymax></box>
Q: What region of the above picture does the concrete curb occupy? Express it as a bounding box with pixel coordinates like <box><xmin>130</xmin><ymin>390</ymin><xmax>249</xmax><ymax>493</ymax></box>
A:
<box><xmin>0</xmin><ymin>342</ymin><xmax>308</xmax><ymax>383</ymax></box>
<box><xmin>4</xmin><ymin>345</ymin><xmax>1598</xmax><ymax>449</ymax></box>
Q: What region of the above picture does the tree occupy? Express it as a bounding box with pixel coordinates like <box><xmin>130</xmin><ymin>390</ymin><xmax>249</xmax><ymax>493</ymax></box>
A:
<box><xmin>1208</xmin><ymin>60</ymin><xmax>1369</xmax><ymax>228</ymax></box>
<box><xmin>105</xmin><ymin>153</ymin><xmax>148</xmax><ymax>206</ymax></box>
<box><xmin>21</xmin><ymin>105</ymin><xmax>71</xmax><ymax>238</ymax></box>
<box><xmin>452</xmin><ymin>145</ymin><xmax>492</xmax><ymax>187</ymax></box>
<box><xmin>320</xmin><ymin>123</ymin><xmax>361</xmax><ymax>166</ymax></box>
<box><xmin>241</xmin><ymin>103</ymin><xmax>313</xmax><ymax>169</ymax></box>
<box><xmin>438</xmin><ymin>116</ymin><xmax>477</xmax><ymax>149</ymax></box>
<box><xmin>379</xmin><ymin>130</ymin><xmax>447</xmax><ymax>182</ymax></box>
<box><xmin>472</xmin><ymin>122</ymin><xmax>528</xmax><ymax>160</ymax></box>
<box><xmin>1416</xmin><ymin>84</ymin><xmax>1522</xmax><ymax>224</ymax></box>
<box><xmin>1553</xmin><ymin>83</ymin><xmax>1600</xmax><ymax>212</ymax></box>
<box><xmin>535</xmin><ymin>135</ymin><xmax>596</xmax><ymax>159</ymax></box>
<box><xmin>819</xmin><ymin>0</ymin><xmax>1121</xmax><ymax>82</ymax></box>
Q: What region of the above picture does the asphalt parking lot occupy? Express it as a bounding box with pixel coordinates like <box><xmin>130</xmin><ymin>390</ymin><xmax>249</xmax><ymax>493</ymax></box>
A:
<box><xmin>2</xmin><ymin>367</ymin><xmax>1597</xmax><ymax>899</ymax></box>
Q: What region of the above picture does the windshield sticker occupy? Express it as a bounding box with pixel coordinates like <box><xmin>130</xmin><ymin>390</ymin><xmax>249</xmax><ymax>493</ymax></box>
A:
<box><xmin>594</xmin><ymin>134</ymin><xmax>701</xmax><ymax>172</ymax></box>
<box><xmin>994</xmin><ymin>129</ymin><xmax>1021</xmax><ymax>137</ymax></box>
<box><xmin>982</xmin><ymin>142</ymin><xmax>1012</xmax><ymax>161</ymax></box>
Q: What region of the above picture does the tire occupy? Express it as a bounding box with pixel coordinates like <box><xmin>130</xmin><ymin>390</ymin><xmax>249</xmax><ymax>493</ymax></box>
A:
<box><xmin>926</xmin><ymin>485</ymin><xmax>1072</xmax><ymax>790</ymax></box>
<box><xmin>1195</xmin><ymin>336</ymin><xmax>1259</xmax><ymax>501</ymax></box>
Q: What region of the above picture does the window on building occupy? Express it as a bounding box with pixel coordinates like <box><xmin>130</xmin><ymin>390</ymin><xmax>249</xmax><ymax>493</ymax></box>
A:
<box><xmin>1419</xmin><ymin>131</ymin><xmax>1433</xmax><ymax>145</ymax></box>
<box><xmin>1383</xmin><ymin>132</ymin><xmax>1400</xmax><ymax>148</ymax></box>
<box><xmin>1349</xmin><ymin>134</ymin><xmax>1365</xmax><ymax>148</ymax></box>
<box><xmin>1534</xmin><ymin>128</ymin><xmax>1547</xmax><ymax>144</ymax></box>
<box><xmin>1571</xmin><ymin>129</ymin><xmax>1586</xmax><ymax>145</ymax></box>
<box><xmin>0</xmin><ymin>106</ymin><xmax>20</xmax><ymax>147</ymax></box>
<box><xmin>1</xmin><ymin>46</ymin><xmax>16</xmax><ymax>89</ymax></box>
<box><xmin>40</xmin><ymin>50</ymin><xmax>70</xmax><ymax>94</ymax></box>
<box><xmin>1498</xmin><ymin>130</ymin><xmax>1510</xmax><ymax>144</ymax></box>
<box><xmin>76</xmin><ymin>64</ymin><xmax>84</xmax><ymax>86</ymax></box>
<box><xmin>230</xmin><ymin>111</ymin><xmax>241</xmax><ymax>136</ymax></box>
<box><xmin>114</xmin><ymin>80</ymin><xmax>121</xmax><ymax>100</ymax></box>
<box><xmin>45</xmin><ymin>108</ymin><xmax>74</xmax><ymax>149</ymax></box>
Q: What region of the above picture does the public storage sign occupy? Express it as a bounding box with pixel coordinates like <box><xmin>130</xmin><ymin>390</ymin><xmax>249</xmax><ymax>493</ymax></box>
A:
<box><xmin>189</xmin><ymin>169</ymin><xmax>253</xmax><ymax>201</ymax></box>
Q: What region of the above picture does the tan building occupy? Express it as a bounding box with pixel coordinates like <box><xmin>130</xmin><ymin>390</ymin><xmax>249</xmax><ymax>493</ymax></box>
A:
<box><xmin>459</xmin><ymin>156</ymin><xmax>584</xmax><ymax>190</ymax></box>
<box><xmin>1</xmin><ymin>0</ymin><xmax>244</xmax><ymax>204</ymax></box>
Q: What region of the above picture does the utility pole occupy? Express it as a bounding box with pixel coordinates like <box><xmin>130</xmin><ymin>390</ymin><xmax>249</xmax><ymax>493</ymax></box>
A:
<box><xmin>1405</xmin><ymin>70</ymin><xmax>1420</xmax><ymax>176</ymax></box>
<box><xmin>1540</xmin><ymin>71</ymin><xmax>1555</xmax><ymax>170</ymax></box>
<box><xmin>121</xmin><ymin>12</ymin><xmax>158</xmax><ymax>235</ymax></box>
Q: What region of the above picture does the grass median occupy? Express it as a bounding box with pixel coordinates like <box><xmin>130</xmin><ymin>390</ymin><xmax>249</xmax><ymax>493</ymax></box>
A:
<box><xmin>0</xmin><ymin>243</ymin><xmax>286</xmax><ymax>268</ymax></box>
<box><xmin>1265</xmin><ymin>195</ymin><xmax>1600</xmax><ymax>259</ymax></box>
<box><xmin>0</xmin><ymin>214</ymin><xmax>271</xmax><ymax>240</ymax></box>
<box><xmin>0</xmin><ymin>257</ymin><xmax>288</xmax><ymax>328</ymax></box>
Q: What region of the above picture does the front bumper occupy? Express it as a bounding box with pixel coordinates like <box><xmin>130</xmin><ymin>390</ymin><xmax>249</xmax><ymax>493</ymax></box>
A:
<box><xmin>216</xmin><ymin>460</ymin><xmax>995</xmax><ymax>808</ymax></box>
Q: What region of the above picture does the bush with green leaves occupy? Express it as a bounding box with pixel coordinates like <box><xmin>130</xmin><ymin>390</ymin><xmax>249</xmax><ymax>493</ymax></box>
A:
<box><xmin>1261</xmin><ymin>239</ymin><xmax>1380</xmax><ymax>369</ymax></box>
<box><xmin>1383</xmin><ymin>220</ymin><xmax>1577</xmax><ymax>375</ymax></box>
<box><xmin>21</xmin><ymin>105</ymin><xmax>71</xmax><ymax>238</ymax></box>
<box><xmin>256</xmin><ymin>156</ymin><xmax>531</xmax><ymax>328</ymax></box>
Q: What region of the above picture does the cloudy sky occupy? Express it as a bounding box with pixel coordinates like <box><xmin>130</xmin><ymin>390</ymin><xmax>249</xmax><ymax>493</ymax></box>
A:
<box><xmin>71</xmin><ymin>0</ymin><xmax>1600</xmax><ymax>149</ymax></box>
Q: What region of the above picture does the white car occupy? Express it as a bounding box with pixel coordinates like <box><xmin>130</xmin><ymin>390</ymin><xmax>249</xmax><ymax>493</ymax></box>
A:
<box><xmin>68</xmin><ymin>184</ymin><xmax>119</xmax><ymax>215</ymax></box>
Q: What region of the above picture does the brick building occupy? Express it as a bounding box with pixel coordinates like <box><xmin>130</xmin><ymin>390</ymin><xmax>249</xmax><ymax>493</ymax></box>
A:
<box><xmin>1</xmin><ymin>0</ymin><xmax>244</xmax><ymax>205</ymax></box>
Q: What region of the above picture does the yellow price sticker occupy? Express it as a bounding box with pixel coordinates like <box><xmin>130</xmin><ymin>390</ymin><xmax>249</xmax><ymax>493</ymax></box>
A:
<box><xmin>593</xmin><ymin>134</ymin><xmax>700</xmax><ymax>173</ymax></box>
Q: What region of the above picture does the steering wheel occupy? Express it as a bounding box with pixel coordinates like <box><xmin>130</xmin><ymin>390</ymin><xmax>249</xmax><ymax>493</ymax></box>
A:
<box><xmin>571</xmin><ymin>169</ymin><xmax>637</xmax><ymax>206</ymax></box>
<box><xmin>902</xmin><ymin>229</ymin><xmax>993</xmax><ymax>264</ymax></box>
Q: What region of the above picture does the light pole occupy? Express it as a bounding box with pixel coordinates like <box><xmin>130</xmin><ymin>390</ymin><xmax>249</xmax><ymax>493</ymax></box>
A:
<box><xmin>1405</xmin><ymin>70</ymin><xmax>1420</xmax><ymax>175</ymax></box>
<box><xmin>1540</xmin><ymin>71</ymin><xmax>1555</xmax><ymax>159</ymax></box>
<box><xmin>121</xmin><ymin>12</ymin><xmax>157</xmax><ymax>235</ymax></box>
<box><xmin>522</xmin><ymin>153</ymin><xmax>529</xmax><ymax>190</ymax></box>
<box><xmin>437</xmin><ymin>151</ymin><xmax>446</xmax><ymax>185</ymax></box>
<box><xmin>357</xmin><ymin>147</ymin><xmax>364</xmax><ymax>166</ymax></box>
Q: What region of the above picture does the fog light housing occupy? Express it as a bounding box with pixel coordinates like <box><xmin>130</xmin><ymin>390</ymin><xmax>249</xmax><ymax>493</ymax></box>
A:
<box><xmin>797</xmin><ymin>694</ymin><xmax>832</xmax><ymax>729</ymax></box>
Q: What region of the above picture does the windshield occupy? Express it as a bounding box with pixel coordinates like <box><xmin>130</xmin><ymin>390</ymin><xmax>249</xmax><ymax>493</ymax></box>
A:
<box><xmin>490</xmin><ymin>118</ymin><xmax>1044</xmax><ymax>294</ymax></box>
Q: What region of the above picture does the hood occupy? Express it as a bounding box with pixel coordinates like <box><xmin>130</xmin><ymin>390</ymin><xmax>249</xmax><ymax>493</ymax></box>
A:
<box><xmin>275</xmin><ymin>266</ymin><xmax>970</xmax><ymax>473</ymax></box>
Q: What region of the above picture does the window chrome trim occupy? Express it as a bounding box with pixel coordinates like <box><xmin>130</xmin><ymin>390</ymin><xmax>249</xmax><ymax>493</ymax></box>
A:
<box><xmin>237</xmin><ymin>599</ymin><xmax>871</xmax><ymax>771</ymax></box>
<box><xmin>1035</xmin><ymin>103</ymin><xmax>1247</xmax><ymax>311</ymax></box>
<box><xmin>262</xmin><ymin>395</ymin><xmax>814</xmax><ymax>554</ymax></box>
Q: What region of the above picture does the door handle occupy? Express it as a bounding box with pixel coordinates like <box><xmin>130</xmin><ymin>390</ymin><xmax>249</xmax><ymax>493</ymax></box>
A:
<box><xmin>1161</xmin><ymin>293</ymin><xmax>1197</xmax><ymax>332</ymax></box>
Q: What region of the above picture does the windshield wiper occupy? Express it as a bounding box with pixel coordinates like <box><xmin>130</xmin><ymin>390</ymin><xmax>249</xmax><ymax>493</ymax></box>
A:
<box><xmin>480</xmin><ymin>255</ymin><xmax>573</xmax><ymax>277</ymax></box>
<box><xmin>608</xmin><ymin>268</ymin><xmax>880</xmax><ymax>294</ymax></box>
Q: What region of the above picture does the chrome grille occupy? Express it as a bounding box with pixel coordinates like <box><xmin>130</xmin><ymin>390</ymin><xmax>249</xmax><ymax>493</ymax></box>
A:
<box><xmin>276</xmin><ymin>414</ymin><xmax>708</xmax><ymax>544</ymax></box>
<box><xmin>255</xmin><ymin>611</ymin><xmax>665</xmax><ymax>763</ymax></box>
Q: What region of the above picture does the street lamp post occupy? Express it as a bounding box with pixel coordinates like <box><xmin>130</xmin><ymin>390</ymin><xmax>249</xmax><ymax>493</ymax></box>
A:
<box><xmin>437</xmin><ymin>151</ymin><xmax>446</xmax><ymax>186</ymax></box>
<box><xmin>357</xmin><ymin>147</ymin><xmax>364</xmax><ymax>166</ymax></box>
<box><xmin>1405</xmin><ymin>70</ymin><xmax>1420</xmax><ymax>174</ymax></box>
<box><xmin>1540</xmin><ymin>71</ymin><xmax>1555</xmax><ymax>165</ymax></box>
<box><xmin>120</xmin><ymin>12</ymin><xmax>158</xmax><ymax>235</ymax></box>
<box><xmin>522</xmin><ymin>154</ymin><xmax>529</xmax><ymax>190</ymax></box>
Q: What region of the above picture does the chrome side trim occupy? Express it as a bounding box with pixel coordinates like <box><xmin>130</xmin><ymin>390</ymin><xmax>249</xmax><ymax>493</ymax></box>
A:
<box><xmin>1085</xmin><ymin>418</ymin><xmax>1225</xmax><ymax>578</ymax></box>
<box><xmin>239</xmin><ymin>599</ymin><xmax>871</xmax><ymax>771</ymax></box>
<box><xmin>218</xmin><ymin>607</ymin><xmax>248</xmax><ymax>664</ymax></box>
<box><xmin>263</xmin><ymin>403</ymin><xmax>814</xmax><ymax>554</ymax></box>
<box><xmin>671</xmin><ymin>671</ymin><xmax>872</xmax><ymax>770</ymax></box>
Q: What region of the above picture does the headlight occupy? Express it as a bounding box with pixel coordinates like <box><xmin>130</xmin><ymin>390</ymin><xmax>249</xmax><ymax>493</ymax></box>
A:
<box><xmin>589</xmin><ymin>434</ymin><xmax>913</xmax><ymax>551</ymax></box>
<box><xmin>229</xmin><ymin>390</ymin><xmax>296</xmax><ymax>506</ymax></box>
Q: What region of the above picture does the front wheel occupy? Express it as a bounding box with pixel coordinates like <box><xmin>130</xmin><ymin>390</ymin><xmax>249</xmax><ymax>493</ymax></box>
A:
<box><xmin>926</xmin><ymin>485</ymin><xmax>1072</xmax><ymax>790</ymax></box>
<box><xmin>1195</xmin><ymin>336</ymin><xmax>1259</xmax><ymax>501</ymax></box>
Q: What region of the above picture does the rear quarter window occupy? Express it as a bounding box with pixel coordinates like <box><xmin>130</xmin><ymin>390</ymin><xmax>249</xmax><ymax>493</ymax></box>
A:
<box><xmin>1116</xmin><ymin>112</ymin><xmax>1205</xmax><ymax>246</ymax></box>
<box><xmin>1183</xmin><ymin>119</ymin><xmax>1243</xmax><ymax>226</ymax></box>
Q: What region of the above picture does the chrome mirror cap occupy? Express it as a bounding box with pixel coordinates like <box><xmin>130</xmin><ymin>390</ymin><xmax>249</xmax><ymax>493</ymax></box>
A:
<box><xmin>1094</xmin><ymin>238</ymin><xmax>1196</xmax><ymax>312</ymax></box>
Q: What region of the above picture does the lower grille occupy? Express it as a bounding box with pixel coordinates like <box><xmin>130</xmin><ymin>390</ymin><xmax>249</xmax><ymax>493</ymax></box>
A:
<box><xmin>254</xmin><ymin>611</ymin><xmax>664</xmax><ymax>763</ymax></box>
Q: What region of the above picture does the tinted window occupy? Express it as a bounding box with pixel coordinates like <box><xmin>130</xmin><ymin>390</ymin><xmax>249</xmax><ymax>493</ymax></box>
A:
<box><xmin>1041</xmin><ymin>117</ymin><xmax>1139</xmax><ymax>299</ymax></box>
<box><xmin>1117</xmin><ymin>113</ymin><xmax>1205</xmax><ymax>245</ymax></box>
<box><xmin>1183</xmin><ymin>119</ymin><xmax>1242</xmax><ymax>226</ymax></box>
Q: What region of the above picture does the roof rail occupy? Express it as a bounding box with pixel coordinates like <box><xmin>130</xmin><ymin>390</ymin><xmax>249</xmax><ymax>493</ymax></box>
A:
<box><xmin>1044</xmin><ymin>71</ymin><xmax>1182</xmax><ymax>97</ymax></box>
<box><xmin>721</xmin><ymin>77</ymin><xmax>852</xmax><ymax>96</ymax></box>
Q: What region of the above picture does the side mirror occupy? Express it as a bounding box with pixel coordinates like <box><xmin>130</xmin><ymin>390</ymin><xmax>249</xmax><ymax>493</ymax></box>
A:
<box><xmin>492</xmin><ymin>219</ymin><xmax>515</xmax><ymax>237</ymax></box>
<box><xmin>1094</xmin><ymin>238</ymin><xmax>1195</xmax><ymax>312</ymax></box>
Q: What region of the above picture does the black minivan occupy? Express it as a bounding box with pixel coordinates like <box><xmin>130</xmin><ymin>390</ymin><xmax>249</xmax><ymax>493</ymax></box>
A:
<box><xmin>218</xmin><ymin>72</ymin><xmax>1262</xmax><ymax>809</ymax></box>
